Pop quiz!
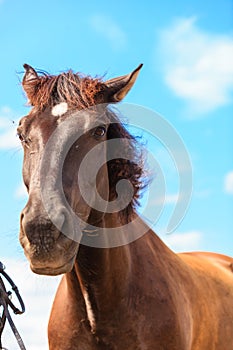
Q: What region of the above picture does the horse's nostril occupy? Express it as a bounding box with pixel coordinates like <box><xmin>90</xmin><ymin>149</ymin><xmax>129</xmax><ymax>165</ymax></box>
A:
<box><xmin>51</xmin><ymin>212</ymin><xmax>66</xmax><ymax>232</ymax></box>
<box><xmin>20</xmin><ymin>212</ymin><xmax>24</xmax><ymax>223</ymax></box>
<box><xmin>20</xmin><ymin>204</ymin><xmax>74</xmax><ymax>245</ymax></box>
<box><xmin>42</xmin><ymin>207</ymin><xmax>72</xmax><ymax>236</ymax></box>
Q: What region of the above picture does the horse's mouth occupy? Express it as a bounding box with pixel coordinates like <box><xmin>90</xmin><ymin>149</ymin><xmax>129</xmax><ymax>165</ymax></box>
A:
<box><xmin>30</xmin><ymin>254</ymin><xmax>76</xmax><ymax>276</ymax></box>
<box><xmin>20</xmin><ymin>230</ymin><xmax>78</xmax><ymax>276</ymax></box>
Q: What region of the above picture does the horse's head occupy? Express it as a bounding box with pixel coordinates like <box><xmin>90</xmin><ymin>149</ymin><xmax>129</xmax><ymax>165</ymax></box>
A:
<box><xmin>18</xmin><ymin>64</ymin><xmax>143</xmax><ymax>275</ymax></box>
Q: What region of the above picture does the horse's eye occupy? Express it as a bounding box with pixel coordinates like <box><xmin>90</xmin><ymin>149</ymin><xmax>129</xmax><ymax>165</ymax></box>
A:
<box><xmin>93</xmin><ymin>126</ymin><xmax>106</xmax><ymax>138</ymax></box>
<box><xmin>17</xmin><ymin>133</ymin><xmax>25</xmax><ymax>142</ymax></box>
<box><xmin>17</xmin><ymin>132</ymin><xmax>30</xmax><ymax>147</ymax></box>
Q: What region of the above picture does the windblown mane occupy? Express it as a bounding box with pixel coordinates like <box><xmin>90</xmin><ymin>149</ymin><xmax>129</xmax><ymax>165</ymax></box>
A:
<box><xmin>23</xmin><ymin>70</ymin><xmax>103</xmax><ymax>110</ymax></box>
<box><xmin>23</xmin><ymin>69</ymin><xmax>146</xmax><ymax>221</ymax></box>
<box><xmin>106</xmin><ymin>110</ymin><xmax>145</xmax><ymax>221</ymax></box>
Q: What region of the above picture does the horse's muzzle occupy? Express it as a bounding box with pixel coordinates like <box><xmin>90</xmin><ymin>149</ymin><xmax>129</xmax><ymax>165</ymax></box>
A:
<box><xmin>19</xmin><ymin>207</ymin><xmax>79</xmax><ymax>275</ymax></box>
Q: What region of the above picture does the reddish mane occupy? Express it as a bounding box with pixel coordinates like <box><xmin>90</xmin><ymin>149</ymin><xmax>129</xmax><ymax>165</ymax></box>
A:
<box><xmin>23</xmin><ymin>70</ymin><xmax>103</xmax><ymax>110</ymax></box>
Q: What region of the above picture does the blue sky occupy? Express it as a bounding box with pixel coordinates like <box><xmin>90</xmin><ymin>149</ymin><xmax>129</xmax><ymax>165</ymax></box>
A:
<box><xmin>0</xmin><ymin>1</ymin><xmax>232</xmax><ymax>348</ymax></box>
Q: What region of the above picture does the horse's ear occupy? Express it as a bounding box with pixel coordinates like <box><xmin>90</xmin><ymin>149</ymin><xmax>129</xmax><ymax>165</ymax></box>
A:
<box><xmin>22</xmin><ymin>64</ymin><xmax>39</xmax><ymax>104</ymax></box>
<box><xmin>104</xmin><ymin>64</ymin><xmax>143</xmax><ymax>102</ymax></box>
<box><xmin>23</xmin><ymin>64</ymin><xmax>38</xmax><ymax>83</ymax></box>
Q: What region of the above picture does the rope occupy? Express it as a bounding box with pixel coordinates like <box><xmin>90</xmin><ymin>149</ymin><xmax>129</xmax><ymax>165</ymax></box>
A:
<box><xmin>0</xmin><ymin>262</ymin><xmax>26</xmax><ymax>350</ymax></box>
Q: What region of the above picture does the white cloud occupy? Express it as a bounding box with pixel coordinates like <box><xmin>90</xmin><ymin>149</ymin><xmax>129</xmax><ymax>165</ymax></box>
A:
<box><xmin>162</xmin><ymin>230</ymin><xmax>202</xmax><ymax>252</ymax></box>
<box><xmin>0</xmin><ymin>106</ymin><xmax>20</xmax><ymax>149</ymax></box>
<box><xmin>224</xmin><ymin>171</ymin><xmax>233</xmax><ymax>194</ymax></box>
<box><xmin>1</xmin><ymin>258</ymin><xmax>60</xmax><ymax>350</ymax></box>
<box><xmin>151</xmin><ymin>193</ymin><xmax>180</xmax><ymax>206</ymax></box>
<box><xmin>158</xmin><ymin>17</ymin><xmax>233</xmax><ymax>115</ymax></box>
<box><xmin>89</xmin><ymin>14</ymin><xmax>127</xmax><ymax>51</ymax></box>
<box><xmin>194</xmin><ymin>189</ymin><xmax>212</xmax><ymax>199</ymax></box>
<box><xmin>164</xmin><ymin>193</ymin><xmax>180</xmax><ymax>204</ymax></box>
<box><xmin>15</xmin><ymin>182</ymin><xmax>28</xmax><ymax>199</ymax></box>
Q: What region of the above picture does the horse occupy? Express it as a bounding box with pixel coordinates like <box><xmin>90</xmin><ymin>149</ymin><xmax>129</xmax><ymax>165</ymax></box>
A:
<box><xmin>18</xmin><ymin>63</ymin><xmax>233</xmax><ymax>350</ymax></box>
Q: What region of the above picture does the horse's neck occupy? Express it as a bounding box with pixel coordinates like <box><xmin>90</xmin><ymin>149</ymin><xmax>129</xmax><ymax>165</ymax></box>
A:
<box><xmin>73</xmin><ymin>216</ymin><xmax>131</xmax><ymax>331</ymax></box>
<box><xmin>69</xmin><ymin>214</ymin><xmax>176</xmax><ymax>333</ymax></box>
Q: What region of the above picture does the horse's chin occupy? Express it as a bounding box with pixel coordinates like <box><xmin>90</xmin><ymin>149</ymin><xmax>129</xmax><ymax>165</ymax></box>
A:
<box><xmin>30</xmin><ymin>257</ymin><xmax>75</xmax><ymax>276</ymax></box>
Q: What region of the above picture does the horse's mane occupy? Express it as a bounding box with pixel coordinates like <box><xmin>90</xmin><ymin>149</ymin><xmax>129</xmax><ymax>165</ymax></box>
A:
<box><xmin>106</xmin><ymin>110</ymin><xmax>145</xmax><ymax>222</ymax></box>
<box><xmin>23</xmin><ymin>70</ymin><xmax>146</xmax><ymax>221</ymax></box>
<box><xmin>23</xmin><ymin>70</ymin><xmax>103</xmax><ymax>110</ymax></box>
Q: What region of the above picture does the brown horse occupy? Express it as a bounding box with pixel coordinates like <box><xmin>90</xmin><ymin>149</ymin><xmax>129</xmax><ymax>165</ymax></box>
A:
<box><xmin>18</xmin><ymin>63</ymin><xmax>233</xmax><ymax>350</ymax></box>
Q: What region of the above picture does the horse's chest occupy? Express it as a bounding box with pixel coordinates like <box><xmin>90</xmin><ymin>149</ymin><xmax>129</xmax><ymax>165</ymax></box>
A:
<box><xmin>49</xmin><ymin>317</ymin><xmax>150</xmax><ymax>350</ymax></box>
<box><xmin>49</xmin><ymin>293</ymin><xmax>185</xmax><ymax>350</ymax></box>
